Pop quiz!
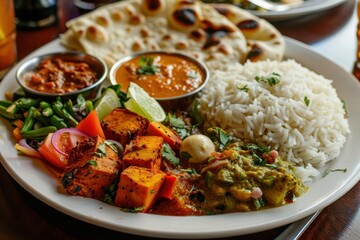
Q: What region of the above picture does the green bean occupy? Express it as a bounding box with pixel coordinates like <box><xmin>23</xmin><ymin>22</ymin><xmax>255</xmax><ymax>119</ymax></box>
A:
<box><xmin>39</xmin><ymin>101</ymin><xmax>51</xmax><ymax>110</ymax></box>
<box><xmin>15</xmin><ymin>98</ymin><xmax>40</xmax><ymax>109</ymax></box>
<box><xmin>21</xmin><ymin>126</ymin><xmax>57</xmax><ymax>140</ymax></box>
<box><xmin>0</xmin><ymin>100</ymin><xmax>13</xmax><ymax>108</ymax></box>
<box><xmin>21</xmin><ymin>107</ymin><xmax>36</xmax><ymax>133</ymax></box>
<box><xmin>62</xmin><ymin>109</ymin><xmax>78</xmax><ymax>127</ymax></box>
<box><xmin>50</xmin><ymin>115</ymin><xmax>67</xmax><ymax>129</ymax></box>
<box><xmin>42</xmin><ymin>107</ymin><xmax>54</xmax><ymax>117</ymax></box>
<box><xmin>6</xmin><ymin>103</ymin><xmax>19</xmax><ymax>114</ymax></box>
<box><xmin>0</xmin><ymin>105</ymin><xmax>22</xmax><ymax>120</ymax></box>
<box><xmin>53</xmin><ymin>100</ymin><xmax>67</xmax><ymax>115</ymax></box>
<box><xmin>34</xmin><ymin>110</ymin><xmax>50</xmax><ymax>126</ymax></box>
<box><xmin>65</xmin><ymin>99</ymin><xmax>75</xmax><ymax>117</ymax></box>
<box><xmin>85</xmin><ymin>100</ymin><xmax>94</xmax><ymax>114</ymax></box>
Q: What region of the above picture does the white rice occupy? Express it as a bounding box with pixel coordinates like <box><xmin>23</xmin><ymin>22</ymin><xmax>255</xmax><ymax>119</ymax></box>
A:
<box><xmin>198</xmin><ymin>59</ymin><xmax>350</xmax><ymax>181</ymax></box>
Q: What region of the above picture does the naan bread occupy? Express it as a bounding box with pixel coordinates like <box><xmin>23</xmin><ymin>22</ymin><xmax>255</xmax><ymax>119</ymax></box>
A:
<box><xmin>211</xmin><ymin>3</ymin><xmax>285</xmax><ymax>61</ymax></box>
<box><xmin>61</xmin><ymin>0</ymin><xmax>248</xmax><ymax>70</ymax></box>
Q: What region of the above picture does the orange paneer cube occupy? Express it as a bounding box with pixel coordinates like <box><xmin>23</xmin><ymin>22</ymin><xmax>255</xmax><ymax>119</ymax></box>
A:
<box><xmin>101</xmin><ymin>108</ymin><xmax>149</xmax><ymax>146</ymax></box>
<box><xmin>114</xmin><ymin>166</ymin><xmax>166</xmax><ymax>212</ymax></box>
<box><xmin>61</xmin><ymin>136</ymin><xmax>122</xmax><ymax>200</ymax></box>
<box><xmin>122</xmin><ymin>135</ymin><xmax>163</xmax><ymax>170</ymax></box>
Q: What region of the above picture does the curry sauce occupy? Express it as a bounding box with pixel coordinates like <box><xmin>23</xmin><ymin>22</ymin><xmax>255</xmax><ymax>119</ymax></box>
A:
<box><xmin>24</xmin><ymin>58</ymin><xmax>97</xmax><ymax>94</ymax></box>
<box><xmin>114</xmin><ymin>53</ymin><xmax>206</xmax><ymax>98</ymax></box>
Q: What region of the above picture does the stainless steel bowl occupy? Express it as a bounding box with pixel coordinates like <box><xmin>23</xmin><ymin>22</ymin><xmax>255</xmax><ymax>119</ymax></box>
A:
<box><xmin>16</xmin><ymin>51</ymin><xmax>108</xmax><ymax>100</ymax></box>
<box><xmin>109</xmin><ymin>51</ymin><xmax>210</xmax><ymax>110</ymax></box>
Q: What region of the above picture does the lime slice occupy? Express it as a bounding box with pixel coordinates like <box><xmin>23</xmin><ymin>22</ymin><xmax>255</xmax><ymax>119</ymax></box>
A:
<box><xmin>124</xmin><ymin>82</ymin><xmax>166</xmax><ymax>122</ymax></box>
<box><xmin>94</xmin><ymin>88</ymin><xmax>121</xmax><ymax>121</ymax></box>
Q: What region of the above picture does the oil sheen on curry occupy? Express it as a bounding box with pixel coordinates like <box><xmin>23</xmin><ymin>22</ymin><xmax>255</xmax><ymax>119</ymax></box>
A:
<box><xmin>24</xmin><ymin>58</ymin><xmax>97</xmax><ymax>94</ymax></box>
<box><xmin>114</xmin><ymin>53</ymin><xmax>206</xmax><ymax>98</ymax></box>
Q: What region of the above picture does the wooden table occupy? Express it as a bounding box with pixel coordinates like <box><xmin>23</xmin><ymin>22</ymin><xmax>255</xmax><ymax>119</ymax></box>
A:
<box><xmin>1</xmin><ymin>0</ymin><xmax>359</xmax><ymax>239</ymax></box>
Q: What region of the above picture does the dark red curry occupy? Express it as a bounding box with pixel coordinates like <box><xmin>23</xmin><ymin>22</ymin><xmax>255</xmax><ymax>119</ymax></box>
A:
<box><xmin>24</xmin><ymin>58</ymin><xmax>97</xmax><ymax>94</ymax></box>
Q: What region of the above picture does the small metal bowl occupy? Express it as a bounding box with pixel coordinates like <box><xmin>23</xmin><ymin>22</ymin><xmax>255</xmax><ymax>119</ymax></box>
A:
<box><xmin>109</xmin><ymin>51</ymin><xmax>210</xmax><ymax>110</ymax></box>
<box><xmin>16</xmin><ymin>51</ymin><xmax>108</xmax><ymax>100</ymax></box>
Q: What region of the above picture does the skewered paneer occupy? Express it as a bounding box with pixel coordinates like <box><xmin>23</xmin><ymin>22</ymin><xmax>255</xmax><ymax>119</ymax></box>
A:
<box><xmin>101</xmin><ymin>108</ymin><xmax>149</xmax><ymax>146</ymax></box>
<box><xmin>61</xmin><ymin>136</ymin><xmax>122</xmax><ymax>200</ymax></box>
<box><xmin>122</xmin><ymin>136</ymin><xmax>164</xmax><ymax>170</ymax></box>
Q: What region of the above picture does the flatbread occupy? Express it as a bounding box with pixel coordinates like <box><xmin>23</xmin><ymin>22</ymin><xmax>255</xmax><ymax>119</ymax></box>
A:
<box><xmin>61</xmin><ymin>0</ymin><xmax>248</xmax><ymax>70</ymax></box>
<box><xmin>211</xmin><ymin>3</ymin><xmax>285</xmax><ymax>61</ymax></box>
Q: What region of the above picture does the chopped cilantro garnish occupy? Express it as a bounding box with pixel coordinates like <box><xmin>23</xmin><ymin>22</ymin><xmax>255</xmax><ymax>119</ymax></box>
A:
<box><xmin>137</xmin><ymin>56</ymin><xmax>160</xmax><ymax>75</ymax></box>
<box><xmin>167</xmin><ymin>114</ymin><xmax>185</xmax><ymax>128</ymax></box>
<box><xmin>191</xmin><ymin>100</ymin><xmax>203</xmax><ymax>126</ymax></box>
<box><xmin>246</xmin><ymin>143</ymin><xmax>270</xmax><ymax>166</ymax></box>
<box><xmin>322</xmin><ymin>168</ymin><xmax>347</xmax><ymax>178</ymax></box>
<box><xmin>255</xmin><ymin>72</ymin><xmax>281</xmax><ymax>86</ymax></box>
<box><xmin>94</xmin><ymin>143</ymin><xmax>107</xmax><ymax>157</ymax></box>
<box><xmin>180</xmin><ymin>151</ymin><xmax>192</xmax><ymax>160</ymax></box>
<box><xmin>164</xmin><ymin>113</ymin><xmax>190</xmax><ymax>140</ymax></box>
<box><xmin>121</xmin><ymin>206</ymin><xmax>145</xmax><ymax>213</ymax></box>
<box><xmin>304</xmin><ymin>96</ymin><xmax>310</xmax><ymax>107</ymax></box>
<box><xmin>341</xmin><ymin>100</ymin><xmax>348</xmax><ymax>115</ymax></box>
<box><xmin>162</xmin><ymin>143</ymin><xmax>180</xmax><ymax>165</ymax></box>
<box><xmin>219</xmin><ymin>130</ymin><xmax>230</xmax><ymax>148</ymax></box>
<box><xmin>87</xmin><ymin>160</ymin><xmax>98</xmax><ymax>167</ymax></box>
<box><xmin>104</xmin><ymin>140</ymin><xmax>118</xmax><ymax>153</ymax></box>
<box><xmin>246</xmin><ymin>143</ymin><xmax>269</xmax><ymax>154</ymax></box>
<box><xmin>187</xmin><ymin>70</ymin><xmax>199</xmax><ymax>79</ymax></box>
<box><xmin>181</xmin><ymin>168</ymin><xmax>198</xmax><ymax>175</ymax></box>
<box><xmin>206</xmin><ymin>127</ymin><xmax>232</xmax><ymax>151</ymax></box>
<box><xmin>236</xmin><ymin>84</ymin><xmax>249</xmax><ymax>92</ymax></box>
<box><xmin>102</xmin><ymin>171</ymin><xmax>119</xmax><ymax>204</ymax></box>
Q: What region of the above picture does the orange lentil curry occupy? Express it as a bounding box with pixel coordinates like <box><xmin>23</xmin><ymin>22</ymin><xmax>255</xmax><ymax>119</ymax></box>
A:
<box><xmin>114</xmin><ymin>53</ymin><xmax>206</xmax><ymax>98</ymax></box>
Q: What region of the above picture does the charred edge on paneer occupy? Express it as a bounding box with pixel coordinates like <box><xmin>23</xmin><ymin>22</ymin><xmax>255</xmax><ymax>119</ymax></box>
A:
<box><xmin>122</xmin><ymin>135</ymin><xmax>164</xmax><ymax>170</ymax></box>
<box><xmin>101</xmin><ymin>108</ymin><xmax>150</xmax><ymax>146</ymax></box>
<box><xmin>61</xmin><ymin>136</ymin><xmax>122</xmax><ymax>200</ymax></box>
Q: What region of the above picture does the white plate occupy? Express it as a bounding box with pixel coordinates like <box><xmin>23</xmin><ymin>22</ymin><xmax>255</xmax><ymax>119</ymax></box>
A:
<box><xmin>251</xmin><ymin>0</ymin><xmax>347</xmax><ymax>21</ymax></box>
<box><xmin>0</xmin><ymin>37</ymin><xmax>359</xmax><ymax>239</ymax></box>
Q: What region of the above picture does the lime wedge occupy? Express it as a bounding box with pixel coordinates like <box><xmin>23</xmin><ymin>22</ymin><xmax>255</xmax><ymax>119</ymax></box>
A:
<box><xmin>124</xmin><ymin>82</ymin><xmax>166</xmax><ymax>122</ymax></box>
<box><xmin>94</xmin><ymin>88</ymin><xmax>121</xmax><ymax>121</ymax></box>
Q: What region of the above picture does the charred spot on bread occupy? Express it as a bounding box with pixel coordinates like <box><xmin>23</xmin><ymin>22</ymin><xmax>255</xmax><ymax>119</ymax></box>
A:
<box><xmin>129</xmin><ymin>15</ymin><xmax>145</xmax><ymax>25</ymax></box>
<box><xmin>246</xmin><ymin>44</ymin><xmax>263</xmax><ymax>61</ymax></box>
<box><xmin>162</xmin><ymin>34</ymin><xmax>172</xmax><ymax>41</ymax></box>
<box><xmin>237</xmin><ymin>19</ymin><xmax>259</xmax><ymax>31</ymax></box>
<box><xmin>95</xmin><ymin>16</ymin><xmax>110</xmax><ymax>27</ymax></box>
<box><xmin>201</xmin><ymin>21</ymin><xmax>234</xmax><ymax>50</ymax></box>
<box><xmin>176</xmin><ymin>41</ymin><xmax>188</xmax><ymax>50</ymax></box>
<box><xmin>212</xmin><ymin>5</ymin><xmax>231</xmax><ymax>18</ymax></box>
<box><xmin>172</xmin><ymin>7</ymin><xmax>198</xmax><ymax>27</ymax></box>
<box><xmin>86</xmin><ymin>25</ymin><xmax>107</xmax><ymax>43</ymax></box>
<box><xmin>125</xmin><ymin>4</ymin><xmax>137</xmax><ymax>17</ymax></box>
<box><xmin>111</xmin><ymin>11</ymin><xmax>123</xmax><ymax>21</ymax></box>
<box><xmin>145</xmin><ymin>0</ymin><xmax>163</xmax><ymax>12</ymax></box>
<box><xmin>189</xmin><ymin>29</ymin><xmax>206</xmax><ymax>42</ymax></box>
<box><xmin>140</xmin><ymin>27</ymin><xmax>150</xmax><ymax>38</ymax></box>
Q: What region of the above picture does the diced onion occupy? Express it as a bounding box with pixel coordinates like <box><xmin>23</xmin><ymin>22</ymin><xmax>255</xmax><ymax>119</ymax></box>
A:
<box><xmin>106</xmin><ymin>139</ymin><xmax>124</xmax><ymax>155</ymax></box>
<box><xmin>200</xmin><ymin>160</ymin><xmax>228</xmax><ymax>174</ymax></box>
<box><xmin>51</xmin><ymin>128</ymin><xmax>90</xmax><ymax>156</ymax></box>
<box><xmin>16</xmin><ymin>140</ymin><xmax>42</xmax><ymax>159</ymax></box>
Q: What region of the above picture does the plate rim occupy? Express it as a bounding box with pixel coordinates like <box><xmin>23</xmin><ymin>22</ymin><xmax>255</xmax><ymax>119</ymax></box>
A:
<box><xmin>250</xmin><ymin>0</ymin><xmax>347</xmax><ymax>21</ymax></box>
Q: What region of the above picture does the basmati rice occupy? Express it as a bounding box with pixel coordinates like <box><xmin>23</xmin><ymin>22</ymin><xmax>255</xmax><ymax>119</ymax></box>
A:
<box><xmin>198</xmin><ymin>59</ymin><xmax>350</xmax><ymax>181</ymax></box>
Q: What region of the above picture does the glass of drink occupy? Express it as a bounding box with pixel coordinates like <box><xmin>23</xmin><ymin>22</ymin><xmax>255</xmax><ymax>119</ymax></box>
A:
<box><xmin>0</xmin><ymin>0</ymin><xmax>17</xmax><ymax>79</ymax></box>
<box><xmin>74</xmin><ymin>0</ymin><xmax>117</xmax><ymax>11</ymax></box>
